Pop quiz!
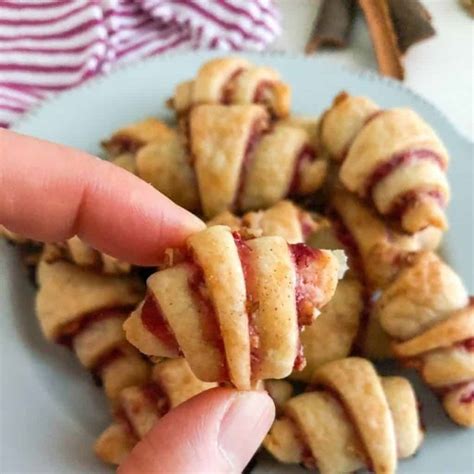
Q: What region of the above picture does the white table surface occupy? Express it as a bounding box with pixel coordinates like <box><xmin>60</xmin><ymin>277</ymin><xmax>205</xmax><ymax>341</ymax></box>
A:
<box><xmin>275</xmin><ymin>0</ymin><xmax>474</xmax><ymax>141</ymax></box>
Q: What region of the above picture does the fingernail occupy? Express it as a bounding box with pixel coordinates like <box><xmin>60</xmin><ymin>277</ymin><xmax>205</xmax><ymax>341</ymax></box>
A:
<box><xmin>218</xmin><ymin>391</ymin><xmax>275</xmax><ymax>471</ymax></box>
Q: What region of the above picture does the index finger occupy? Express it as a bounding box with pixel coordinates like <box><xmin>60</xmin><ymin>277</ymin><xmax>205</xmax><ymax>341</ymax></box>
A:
<box><xmin>0</xmin><ymin>129</ymin><xmax>205</xmax><ymax>265</ymax></box>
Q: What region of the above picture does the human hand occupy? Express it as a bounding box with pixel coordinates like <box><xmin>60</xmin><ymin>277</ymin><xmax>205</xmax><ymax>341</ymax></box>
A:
<box><xmin>0</xmin><ymin>129</ymin><xmax>275</xmax><ymax>473</ymax></box>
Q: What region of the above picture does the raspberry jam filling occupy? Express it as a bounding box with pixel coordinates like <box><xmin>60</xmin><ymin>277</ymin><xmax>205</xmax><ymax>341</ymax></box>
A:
<box><xmin>293</xmin><ymin>342</ymin><xmax>306</xmax><ymax>371</ymax></box>
<box><xmin>253</xmin><ymin>80</ymin><xmax>275</xmax><ymax>105</ymax></box>
<box><xmin>285</xmin><ymin>416</ymin><xmax>318</xmax><ymax>470</ymax></box>
<box><xmin>187</xmin><ymin>259</ymin><xmax>229</xmax><ymax>380</ymax></box>
<box><xmin>289</xmin><ymin>145</ymin><xmax>317</xmax><ymax>194</ymax></box>
<box><xmin>92</xmin><ymin>347</ymin><xmax>124</xmax><ymax>377</ymax></box>
<box><xmin>106</xmin><ymin>136</ymin><xmax>143</xmax><ymax>154</ymax></box>
<box><xmin>387</xmin><ymin>189</ymin><xmax>445</xmax><ymax>223</ymax></box>
<box><xmin>330</xmin><ymin>212</ymin><xmax>366</xmax><ymax>284</ymax></box>
<box><xmin>232</xmin><ymin>232</ymin><xmax>261</xmax><ymax>372</ymax></box>
<box><xmin>141</xmin><ymin>381</ymin><xmax>170</xmax><ymax>417</ymax></box>
<box><xmin>58</xmin><ymin>307</ymin><xmax>132</xmax><ymax>347</ymax></box>
<box><xmin>457</xmin><ymin>337</ymin><xmax>474</xmax><ymax>352</ymax></box>
<box><xmin>460</xmin><ymin>390</ymin><xmax>474</xmax><ymax>404</ymax></box>
<box><xmin>221</xmin><ymin>68</ymin><xmax>245</xmax><ymax>104</ymax></box>
<box><xmin>364</xmin><ymin>148</ymin><xmax>445</xmax><ymax>200</ymax></box>
<box><xmin>290</xmin><ymin>243</ymin><xmax>323</xmax><ymax>327</ymax></box>
<box><xmin>140</xmin><ymin>293</ymin><xmax>181</xmax><ymax>354</ymax></box>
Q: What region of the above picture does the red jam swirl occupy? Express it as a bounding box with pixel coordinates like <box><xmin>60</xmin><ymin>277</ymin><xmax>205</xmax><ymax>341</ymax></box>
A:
<box><xmin>289</xmin><ymin>145</ymin><xmax>317</xmax><ymax>195</ymax></box>
<box><xmin>460</xmin><ymin>390</ymin><xmax>474</xmax><ymax>404</ymax></box>
<box><xmin>289</xmin><ymin>243</ymin><xmax>323</xmax><ymax>327</ymax></box>
<box><xmin>58</xmin><ymin>307</ymin><xmax>132</xmax><ymax>347</ymax></box>
<box><xmin>364</xmin><ymin>148</ymin><xmax>445</xmax><ymax>199</ymax></box>
<box><xmin>458</xmin><ymin>337</ymin><xmax>474</xmax><ymax>352</ymax></box>
<box><xmin>140</xmin><ymin>293</ymin><xmax>181</xmax><ymax>354</ymax></box>
<box><xmin>285</xmin><ymin>416</ymin><xmax>318</xmax><ymax>470</ymax></box>
<box><xmin>293</xmin><ymin>342</ymin><xmax>306</xmax><ymax>371</ymax></box>
<box><xmin>221</xmin><ymin>68</ymin><xmax>245</xmax><ymax>104</ymax></box>
<box><xmin>91</xmin><ymin>347</ymin><xmax>124</xmax><ymax>377</ymax></box>
<box><xmin>232</xmin><ymin>232</ymin><xmax>261</xmax><ymax>373</ymax></box>
<box><xmin>329</xmin><ymin>211</ymin><xmax>366</xmax><ymax>284</ymax></box>
<box><xmin>187</xmin><ymin>259</ymin><xmax>229</xmax><ymax>380</ymax></box>
<box><xmin>106</xmin><ymin>136</ymin><xmax>143</xmax><ymax>154</ymax></box>
<box><xmin>253</xmin><ymin>80</ymin><xmax>274</xmax><ymax>105</ymax></box>
<box><xmin>141</xmin><ymin>381</ymin><xmax>170</xmax><ymax>417</ymax></box>
<box><xmin>387</xmin><ymin>188</ymin><xmax>445</xmax><ymax>222</ymax></box>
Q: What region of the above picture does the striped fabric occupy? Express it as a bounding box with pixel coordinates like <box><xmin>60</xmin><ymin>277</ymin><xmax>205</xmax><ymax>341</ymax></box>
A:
<box><xmin>0</xmin><ymin>0</ymin><xmax>280</xmax><ymax>128</ymax></box>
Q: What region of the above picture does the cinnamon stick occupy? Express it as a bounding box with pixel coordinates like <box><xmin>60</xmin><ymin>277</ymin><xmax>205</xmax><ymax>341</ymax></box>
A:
<box><xmin>459</xmin><ymin>0</ymin><xmax>474</xmax><ymax>17</ymax></box>
<box><xmin>306</xmin><ymin>0</ymin><xmax>356</xmax><ymax>54</ymax></box>
<box><xmin>388</xmin><ymin>0</ymin><xmax>435</xmax><ymax>53</ymax></box>
<box><xmin>358</xmin><ymin>0</ymin><xmax>404</xmax><ymax>80</ymax></box>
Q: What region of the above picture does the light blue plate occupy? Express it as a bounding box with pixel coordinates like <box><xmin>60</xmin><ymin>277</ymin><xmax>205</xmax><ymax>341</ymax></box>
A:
<box><xmin>1</xmin><ymin>52</ymin><xmax>473</xmax><ymax>473</ymax></box>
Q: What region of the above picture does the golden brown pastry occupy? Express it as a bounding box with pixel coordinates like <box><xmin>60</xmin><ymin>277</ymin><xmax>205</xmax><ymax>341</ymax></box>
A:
<box><xmin>208</xmin><ymin>200</ymin><xmax>319</xmax><ymax>244</ymax></box>
<box><xmin>321</xmin><ymin>93</ymin><xmax>450</xmax><ymax>233</ymax></box>
<box><xmin>102</xmin><ymin>117</ymin><xmax>171</xmax><ymax>157</ymax></box>
<box><xmin>376</xmin><ymin>252</ymin><xmax>473</xmax><ymax>427</ymax></box>
<box><xmin>95</xmin><ymin>358</ymin><xmax>217</xmax><ymax>465</ymax></box>
<box><xmin>124</xmin><ymin>225</ymin><xmax>346</xmax><ymax>390</ymax></box>
<box><xmin>264</xmin><ymin>358</ymin><xmax>424</xmax><ymax>474</ymax></box>
<box><xmin>95</xmin><ymin>362</ymin><xmax>294</xmax><ymax>465</ymax></box>
<box><xmin>310</xmin><ymin>189</ymin><xmax>442</xmax><ymax>290</ymax></box>
<box><xmin>358</xmin><ymin>307</ymin><xmax>395</xmax><ymax>360</ymax></box>
<box><xmin>320</xmin><ymin>92</ymin><xmax>380</xmax><ymax>162</ymax></box>
<box><xmin>265</xmin><ymin>379</ymin><xmax>294</xmax><ymax>415</ymax></box>
<box><xmin>170</xmin><ymin>57</ymin><xmax>291</xmax><ymax>118</ymax></box>
<box><xmin>135</xmin><ymin>121</ymin><xmax>200</xmax><ymax>212</ymax></box>
<box><xmin>279</xmin><ymin>115</ymin><xmax>321</xmax><ymax>149</ymax></box>
<box><xmin>43</xmin><ymin>237</ymin><xmax>131</xmax><ymax>275</ymax></box>
<box><xmin>35</xmin><ymin>258</ymin><xmax>149</xmax><ymax>401</ymax></box>
<box><xmin>290</xmin><ymin>277</ymin><xmax>364</xmax><ymax>382</ymax></box>
<box><xmin>111</xmin><ymin>108</ymin><xmax>326</xmax><ymax>218</ymax></box>
<box><xmin>190</xmin><ymin>105</ymin><xmax>327</xmax><ymax>217</ymax></box>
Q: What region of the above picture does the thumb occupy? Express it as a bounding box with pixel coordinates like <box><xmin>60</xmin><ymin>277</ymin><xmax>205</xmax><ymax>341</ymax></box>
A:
<box><xmin>117</xmin><ymin>387</ymin><xmax>275</xmax><ymax>474</ymax></box>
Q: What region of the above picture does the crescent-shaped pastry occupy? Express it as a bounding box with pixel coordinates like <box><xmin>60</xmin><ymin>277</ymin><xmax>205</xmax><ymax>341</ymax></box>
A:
<box><xmin>102</xmin><ymin>117</ymin><xmax>171</xmax><ymax>157</ymax></box>
<box><xmin>264</xmin><ymin>358</ymin><xmax>423</xmax><ymax>474</ymax></box>
<box><xmin>95</xmin><ymin>360</ymin><xmax>294</xmax><ymax>465</ymax></box>
<box><xmin>320</xmin><ymin>92</ymin><xmax>380</xmax><ymax>161</ymax></box>
<box><xmin>43</xmin><ymin>237</ymin><xmax>131</xmax><ymax>275</ymax></box>
<box><xmin>135</xmin><ymin>122</ymin><xmax>200</xmax><ymax>212</ymax></box>
<box><xmin>376</xmin><ymin>252</ymin><xmax>473</xmax><ymax>426</ymax></box>
<box><xmin>290</xmin><ymin>277</ymin><xmax>364</xmax><ymax>382</ymax></box>
<box><xmin>310</xmin><ymin>189</ymin><xmax>442</xmax><ymax>290</ymax></box>
<box><xmin>95</xmin><ymin>358</ymin><xmax>217</xmax><ymax>465</ymax></box>
<box><xmin>170</xmin><ymin>57</ymin><xmax>291</xmax><ymax>118</ymax></box>
<box><xmin>208</xmin><ymin>200</ymin><xmax>319</xmax><ymax>244</ymax></box>
<box><xmin>106</xmin><ymin>108</ymin><xmax>326</xmax><ymax>218</ymax></box>
<box><xmin>190</xmin><ymin>105</ymin><xmax>327</xmax><ymax>217</ymax></box>
<box><xmin>35</xmin><ymin>259</ymin><xmax>149</xmax><ymax>401</ymax></box>
<box><xmin>124</xmin><ymin>225</ymin><xmax>346</xmax><ymax>389</ymax></box>
<box><xmin>341</xmin><ymin>109</ymin><xmax>448</xmax><ymax>232</ymax></box>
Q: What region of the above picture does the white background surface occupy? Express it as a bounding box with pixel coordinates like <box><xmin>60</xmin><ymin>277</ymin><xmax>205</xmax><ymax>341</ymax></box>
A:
<box><xmin>275</xmin><ymin>0</ymin><xmax>474</xmax><ymax>140</ymax></box>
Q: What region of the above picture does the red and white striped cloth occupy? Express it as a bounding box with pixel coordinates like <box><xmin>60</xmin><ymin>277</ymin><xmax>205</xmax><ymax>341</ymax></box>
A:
<box><xmin>0</xmin><ymin>0</ymin><xmax>280</xmax><ymax>128</ymax></box>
